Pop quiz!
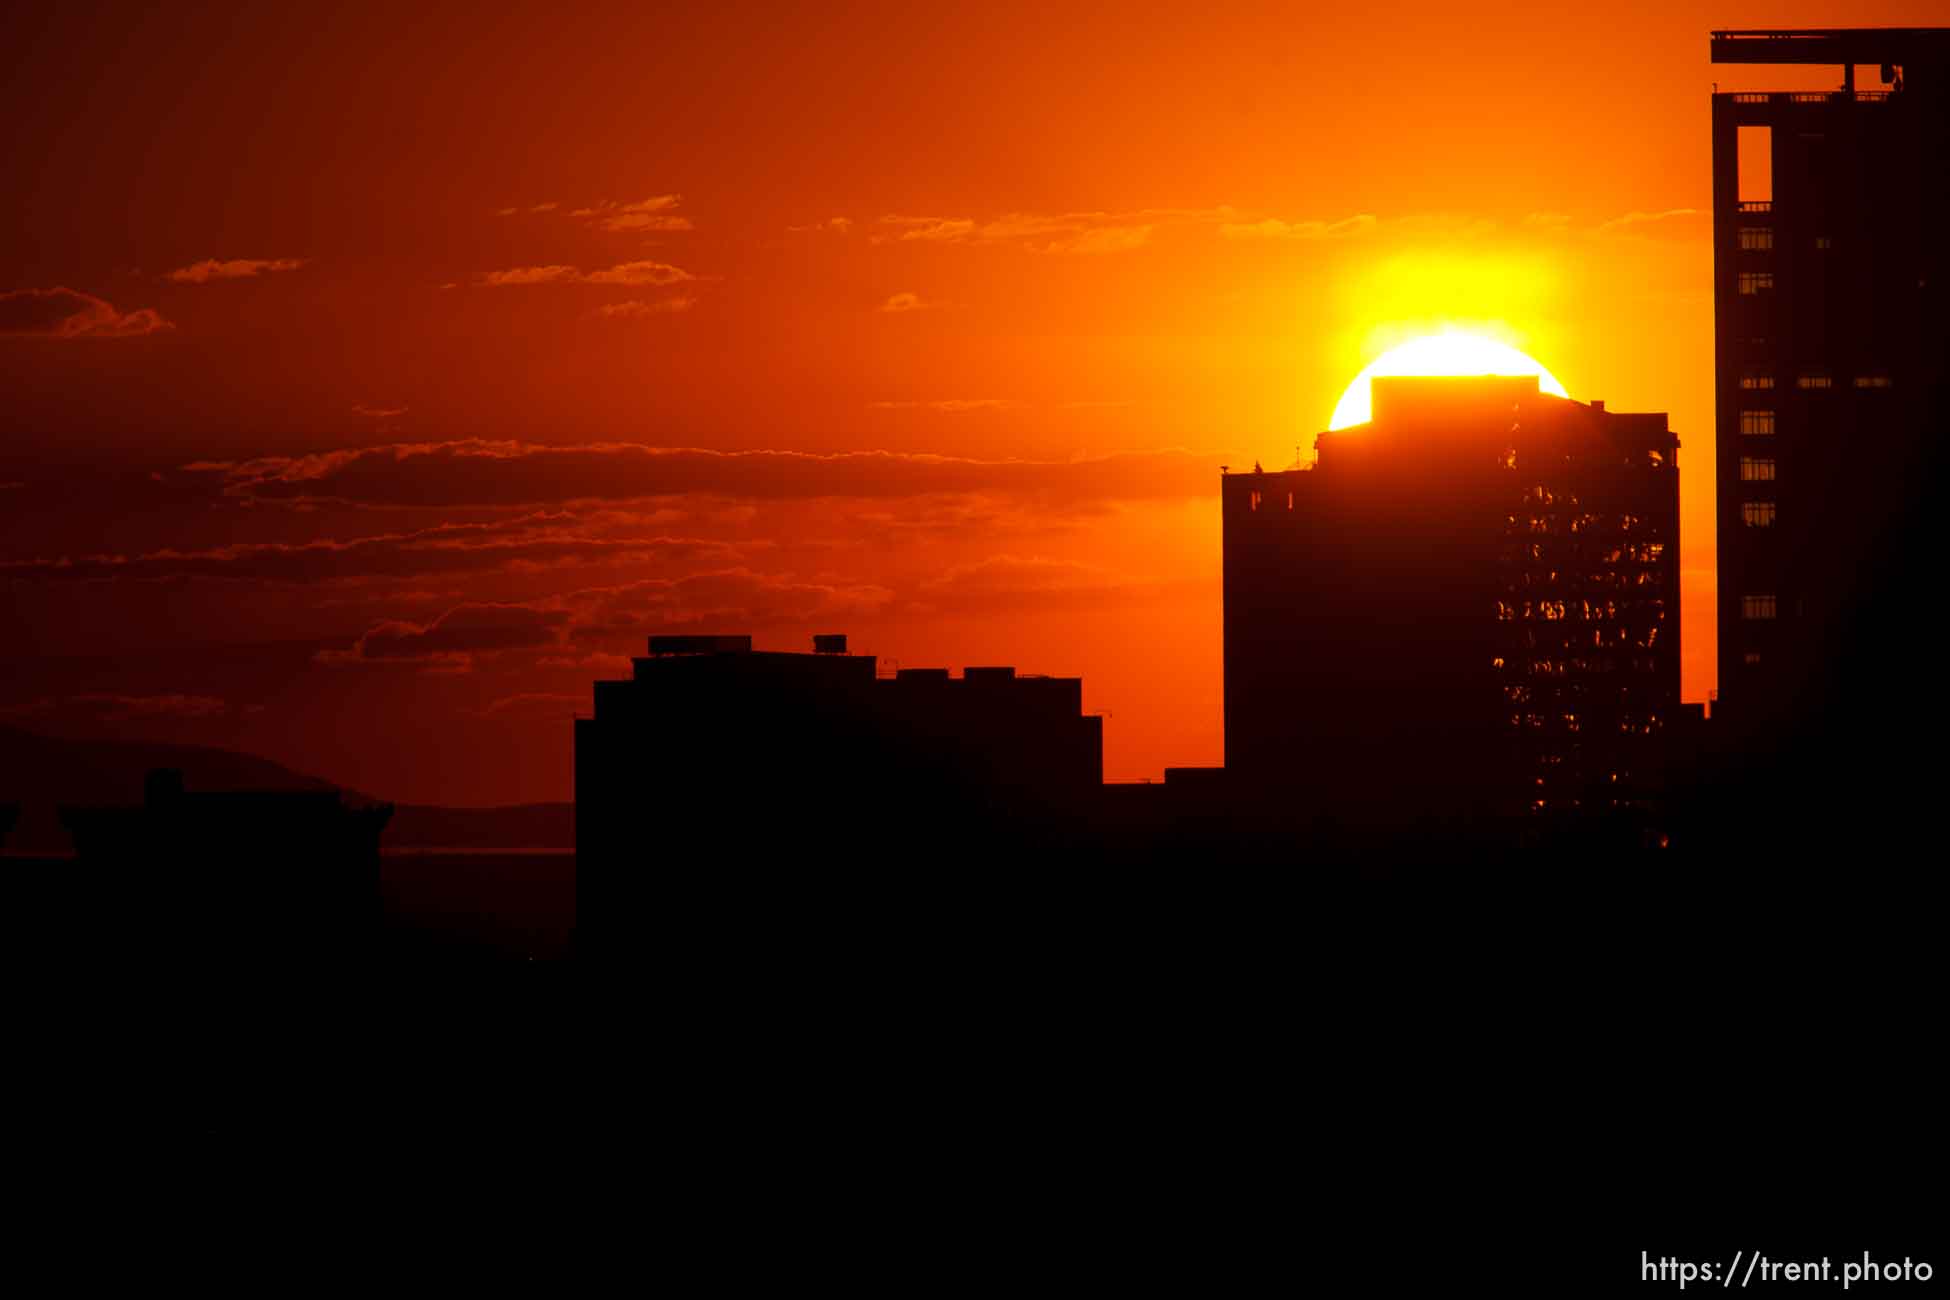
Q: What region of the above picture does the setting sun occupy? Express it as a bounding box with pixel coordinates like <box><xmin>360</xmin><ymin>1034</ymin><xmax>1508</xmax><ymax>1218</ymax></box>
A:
<box><xmin>1329</xmin><ymin>332</ymin><xmax>1568</xmax><ymax>430</ymax></box>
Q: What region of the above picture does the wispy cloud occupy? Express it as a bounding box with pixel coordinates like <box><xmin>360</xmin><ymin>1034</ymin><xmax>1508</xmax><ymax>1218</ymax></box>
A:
<box><xmin>1596</xmin><ymin>208</ymin><xmax>1702</xmax><ymax>233</ymax></box>
<box><xmin>326</xmin><ymin>569</ymin><xmax>896</xmax><ymax>669</ymax></box>
<box><xmin>353</xmin><ymin>403</ymin><xmax>408</xmax><ymax>420</ymax></box>
<box><xmin>70</xmin><ymin>692</ymin><xmax>230</xmax><ymax>720</ymax></box>
<box><xmin>479</xmin><ymin>260</ymin><xmax>695</xmax><ymax>287</ymax></box>
<box><xmin>907</xmin><ymin>554</ymin><xmax>1199</xmax><ymax>617</ymax></box>
<box><xmin>1</xmin><ymin>512</ymin><xmax>740</xmax><ymax>585</ymax></box>
<box><xmin>479</xmin><ymin>265</ymin><xmax>579</xmax><ymax>286</ymax></box>
<box><xmin>1057</xmin><ymin>225</ymin><xmax>1153</xmax><ymax>254</ymax></box>
<box><xmin>581</xmin><ymin>261</ymin><xmax>693</xmax><ymax>286</ymax></box>
<box><xmin>0</xmin><ymin>287</ymin><xmax>172</xmax><ymax>339</ymax></box>
<box><xmin>478</xmin><ymin>692</ymin><xmax>586</xmax><ymax>719</ymax></box>
<box><xmin>318</xmin><ymin>602</ymin><xmax>572</xmax><ymax>668</ymax></box>
<box><xmin>788</xmin><ymin>217</ymin><xmax>854</xmax><ymax>234</ymax></box>
<box><xmin>877</xmin><ymin>291</ymin><xmax>940</xmax><ymax>313</ymax></box>
<box><xmin>1218</xmin><ymin>214</ymin><xmax>1376</xmax><ymax>240</ymax></box>
<box><xmin>545</xmin><ymin>570</ymin><xmax>894</xmax><ymax>643</ymax></box>
<box><xmin>874</xmin><ymin>207</ymin><xmax>1238</xmax><ymax>254</ymax></box>
<box><xmin>867</xmin><ymin>399</ymin><xmax>1018</xmax><ymax>412</ymax></box>
<box><xmin>165</xmin><ymin>257</ymin><xmax>306</xmax><ymax>284</ymax></box>
<box><xmin>596</xmin><ymin>297</ymin><xmax>695</xmax><ymax>317</ymax></box>
<box><xmin>883</xmin><ymin>217</ymin><xmax>979</xmax><ymax>243</ymax></box>
<box><xmin>571</xmin><ymin>194</ymin><xmax>693</xmax><ymax>233</ymax></box>
<box><xmin>181</xmin><ymin>440</ymin><xmax>1219</xmax><ymax>508</ymax></box>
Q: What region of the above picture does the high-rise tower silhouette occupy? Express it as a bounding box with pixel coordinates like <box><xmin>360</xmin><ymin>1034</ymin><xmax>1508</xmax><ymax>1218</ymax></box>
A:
<box><xmin>1710</xmin><ymin>29</ymin><xmax>1950</xmax><ymax>735</ymax></box>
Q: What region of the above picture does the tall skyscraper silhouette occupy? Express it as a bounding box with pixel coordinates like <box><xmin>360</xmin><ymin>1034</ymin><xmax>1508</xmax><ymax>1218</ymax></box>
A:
<box><xmin>1222</xmin><ymin>376</ymin><xmax>1680</xmax><ymax>834</ymax></box>
<box><xmin>1710</xmin><ymin>29</ymin><xmax>1950</xmax><ymax>734</ymax></box>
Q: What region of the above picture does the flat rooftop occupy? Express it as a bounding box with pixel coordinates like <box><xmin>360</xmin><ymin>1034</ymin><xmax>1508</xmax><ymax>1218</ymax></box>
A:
<box><xmin>1711</xmin><ymin>29</ymin><xmax>1950</xmax><ymax>66</ymax></box>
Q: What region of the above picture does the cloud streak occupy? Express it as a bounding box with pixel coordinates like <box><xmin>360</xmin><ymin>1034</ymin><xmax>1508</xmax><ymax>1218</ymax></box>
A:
<box><xmin>70</xmin><ymin>692</ymin><xmax>231</xmax><ymax>720</ymax></box>
<box><xmin>1</xmin><ymin>513</ymin><xmax>741</xmax><ymax>584</ymax></box>
<box><xmin>180</xmin><ymin>441</ymin><xmax>1220</xmax><ymax>509</ymax></box>
<box><xmin>0</xmin><ymin>287</ymin><xmax>172</xmax><ymax>339</ymax></box>
<box><xmin>875</xmin><ymin>207</ymin><xmax>1240</xmax><ymax>254</ymax></box>
<box><xmin>326</xmin><ymin>570</ymin><xmax>895</xmax><ymax>668</ymax></box>
<box><xmin>319</xmin><ymin>602</ymin><xmax>572</xmax><ymax>667</ymax></box>
<box><xmin>571</xmin><ymin>194</ymin><xmax>693</xmax><ymax>233</ymax></box>
<box><xmin>165</xmin><ymin>258</ymin><xmax>306</xmax><ymax>284</ymax></box>
<box><xmin>1595</xmin><ymin>208</ymin><xmax>1702</xmax><ymax>233</ymax></box>
<box><xmin>1218</xmin><ymin>214</ymin><xmax>1377</xmax><ymax>240</ymax></box>
<box><xmin>596</xmin><ymin>296</ymin><xmax>695</xmax><ymax>317</ymax></box>
<box><xmin>479</xmin><ymin>260</ymin><xmax>695</xmax><ymax>287</ymax></box>
<box><xmin>867</xmin><ymin>399</ymin><xmax>1017</xmax><ymax>412</ymax></box>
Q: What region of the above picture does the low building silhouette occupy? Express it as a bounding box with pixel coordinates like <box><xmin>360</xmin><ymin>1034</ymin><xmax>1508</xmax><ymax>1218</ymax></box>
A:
<box><xmin>0</xmin><ymin>802</ymin><xmax>15</xmax><ymax>853</ymax></box>
<box><xmin>575</xmin><ymin>634</ymin><xmax>1102</xmax><ymax>949</ymax></box>
<box><xmin>1222</xmin><ymin>375</ymin><xmax>1681</xmax><ymax>840</ymax></box>
<box><xmin>59</xmin><ymin>768</ymin><xmax>392</xmax><ymax>962</ymax></box>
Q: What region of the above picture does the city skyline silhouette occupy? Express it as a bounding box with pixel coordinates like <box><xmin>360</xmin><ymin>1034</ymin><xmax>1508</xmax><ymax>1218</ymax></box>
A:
<box><xmin>6</xmin><ymin>21</ymin><xmax>1948</xmax><ymax>1282</ymax></box>
<box><xmin>2</xmin><ymin>15</ymin><xmax>1946</xmax><ymax>969</ymax></box>
<box><xmin>19</xmin><ymin>4</ymin><xmax>1920</xmax><ymax>809</ymax></box>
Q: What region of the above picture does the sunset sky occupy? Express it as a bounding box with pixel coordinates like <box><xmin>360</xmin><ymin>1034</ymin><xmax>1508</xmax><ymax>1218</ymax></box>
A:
<box><xmin>3</xmin><ymin>0</ymin><xmax>1936</xmax><ymax>805</ymax></box>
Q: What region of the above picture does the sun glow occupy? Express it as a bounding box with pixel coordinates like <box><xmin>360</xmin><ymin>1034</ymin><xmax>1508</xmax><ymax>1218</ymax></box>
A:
<box><xmin>1329</xmin><ymin>331</ymin><xmax>1567</xmax><ymax>430</ymax></box>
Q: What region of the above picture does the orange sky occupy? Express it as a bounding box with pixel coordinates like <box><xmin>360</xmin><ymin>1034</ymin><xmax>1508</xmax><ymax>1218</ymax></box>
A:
<box><xmin>3</xmin><ymin>1</ymin><xmax>1938</xmax><ymax>804</ymax></box>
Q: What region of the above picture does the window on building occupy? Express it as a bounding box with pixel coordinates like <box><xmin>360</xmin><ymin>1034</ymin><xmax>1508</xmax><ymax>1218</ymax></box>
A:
<box><xmin>1738</xmin><ymin>271</ymin><xmax>1775</xmax><ymax>295</ymax></box>
<box><xmin>1815</xmin><ymin>236</ymin><xmax>1832</xmax><ymax>250</ymax></box>
<box><xmin>1854</xmin><ymin>375</ymin><xmax>1893</xmax><ymax>388</ymax></box>
<box><xmin>1797</xmin><ymin>374</ymin><xmax>1833</xmax><ymax>389</ymax></box>
<box><xmin>1739</xmin><ymin>373</ymin><xmax>1775</xmax><ymax>390</ymax></box>
<box><xmin>1249</xmin><ymin>490</ymin><xmax>1261</xmax><ymax>511</ymax></box>
<box><xmin>1738</xmin><ymin>227</ymin><xmax>1774</xmax><ymax>251</ymax></box>
<box><xmin>1742</xmin><ymin>595</ymin><xmax>1778</xmax><ymax>621</ymax></box>
<box><xmin>1739</xmin><ymin>410</ymin><xmax>1776</xmax><ymax>435</ymax></box>
<box><xmin>1742</xmin><ymin>501</ymin><xmax>1777</xmax><ymax>528</ymax></box>
<box><xmin>1739</xmin><ymin>457</ymin><xmax>1777</xmax><ymax>482</ymax></box>
<box><xmin>1744</xmin><ymin>652</ymin><xmax>1763</xmax><ymax>665</ymax></box>
<box><xmin>1737</xmin><ymin>125</ymin><xmax>1772</xmax><ymax>203</ymax></box>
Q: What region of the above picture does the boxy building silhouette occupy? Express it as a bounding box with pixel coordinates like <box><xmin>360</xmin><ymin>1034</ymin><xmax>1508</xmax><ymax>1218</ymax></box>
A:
<box><xmin>58</xmin><ymin>768</ymin><xmax>392</xmax><ymax>962</ymax></box>
<box><xmin>1222</xmin><ymin>375</ymin><xmax>1681</xmax><ymax>835</ymax></box>
<box><xmin>574</xmin><ymin>635</ymin><xmax>1102</xmax><ymax>950</ymax></box>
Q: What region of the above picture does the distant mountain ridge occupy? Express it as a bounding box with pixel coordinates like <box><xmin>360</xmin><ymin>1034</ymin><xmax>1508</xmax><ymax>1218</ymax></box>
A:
<box><xmin>0</xmin><ymin>726</ymin><xmax>573</xmax><ymax>854</ymax></box>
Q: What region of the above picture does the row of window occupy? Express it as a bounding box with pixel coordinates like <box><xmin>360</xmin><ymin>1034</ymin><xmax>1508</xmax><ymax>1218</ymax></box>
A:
<box><xmin>1739</xmin><ymin>457</ymin><xmax>1775</xmax><ymax>481</ymax></box>
<box><xmin>1493</xmin><ymin>655</ymin><xmax>1664</xmax><ymax>677</ymax></box>
<box><xmin>1737</xmin><ymin>375</ymin><xmax>1889</xmax><ymax>393</ymax></box>
<box><xmin>1735</xmin><ymin>228</ymin><xmax>1833</xmax><ymax>252</ymax></box>
<box><xmin>1742</xmin><ymin>595</ymin><xmax>1776</xmax><ymax>620</ymax></box>
<box><xmin>1742</xmin><ymin>501</ymin><xmax>1776</xmax><ymax>528</ymax></box>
